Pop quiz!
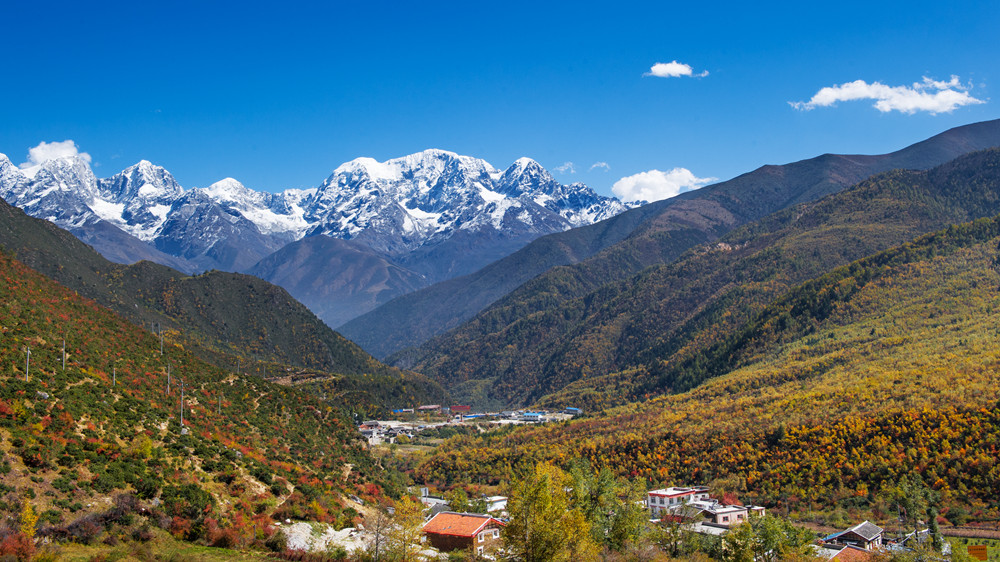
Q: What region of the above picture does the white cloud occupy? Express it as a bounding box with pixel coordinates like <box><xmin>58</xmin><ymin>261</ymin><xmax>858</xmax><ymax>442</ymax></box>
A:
<box><xmin>555</xmin><ymin>161</ymin><xmax>576</xmax><ymax>174</ymax></box>
<box><xmin>612</xmin><ymin>168</ymin><xmax>716</xmax><ymax>203</ymax></box>
<box><xmin>589</xmin><ymin>162</ymin><xmax>610</xmax><ymax>172</ymax></box>
<box><xmin>791</xmin><ymin>75</ymin><xmax>985</xmax><ymax>114</ymax></box>
<box><xmin>645</xmin><ymin>61</ymin><xmax>708</xmax><ymax>78</ymax></box>
<box><xmin>19</xmin><ymin>140</ymin><xmax>91</xmax><ymax>178</ymax></box>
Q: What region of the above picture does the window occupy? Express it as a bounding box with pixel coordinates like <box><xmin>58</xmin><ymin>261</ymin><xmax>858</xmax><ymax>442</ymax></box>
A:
<box><xmin>478</xmin><ymin>532</ymin><xmax>485</xmax><ymax>542</ymax></box>
<box><xmin>493</xmin><ymin>529</ymin><xmax>500</xmax><ymax>539</ymax></box>
<box><xmin>722</xmin><ymin>516</ymin><xmax>729</xmax><ymax>522</ymax></box>
<box><xmin>478</xmin><ymin>546</ymin><xmax>484</xmax><ymax>555</ymax></box>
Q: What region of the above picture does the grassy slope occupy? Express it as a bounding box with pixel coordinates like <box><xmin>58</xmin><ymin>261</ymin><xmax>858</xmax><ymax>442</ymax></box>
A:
<box><xmin>416</xmin><ymin>216</ymin><xmax>1000</xmax><ymax>520</ymax></box>
<box><xmin>0</xmin><ymin>249</ymin><xmax>387</xmax><ymax>543</ymax></box>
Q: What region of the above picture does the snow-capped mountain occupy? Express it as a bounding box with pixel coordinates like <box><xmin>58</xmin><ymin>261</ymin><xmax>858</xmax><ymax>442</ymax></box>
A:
<box><xmin>1</xmin><ymin>148</ymin><xmax>624</xmax><ymax>266</ymax></box>
<box><xmin>1</xmin><ymin>153</ymin><xmax>103</xmax><ymax>230</ymax></box>
<box><xmin>0</xmin><ymin>147</ymin><xmax>627</xmax><ymax>324</ymax></box>
<box><xmin>96</xmin><ymin>160</ymin><xmax>184</xmax><ymax>240</ymax></box>
<box><xmin>303</xmin><ymin>149</ymin><xmax>624</xmax><ymax>256</ymax></box>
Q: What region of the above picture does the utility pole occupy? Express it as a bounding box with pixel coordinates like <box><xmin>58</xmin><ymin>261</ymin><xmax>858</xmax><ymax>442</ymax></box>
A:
<box><xmin>167</xmin><ymin>363</ymin><xmax>171</xmax><ymax>395</ymax></box>
<box><xmin>25</xmin><ymin>347</ymin><xmax>30</xmax><ymax>381</ymax></box>
<box><xmin>179</xmin><ymin>379</ymin><xmax>185</xmax><ymax>429</ymax></box>
<box><xmin>113</xmin><ymin>366</ymin><xmax>116</xmax><ymax>387</ymax></box>
<box><xmin>62</xmin><ymin>338</ymin><xmax>66</xmax><ymax>371</ymax></box>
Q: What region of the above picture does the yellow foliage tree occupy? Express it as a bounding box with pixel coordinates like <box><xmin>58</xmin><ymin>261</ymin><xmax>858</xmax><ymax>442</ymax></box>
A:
<box><xmin>20</xmin><ymin>500</ymin><xmax>38</xmax><ymax>539</ymax></box>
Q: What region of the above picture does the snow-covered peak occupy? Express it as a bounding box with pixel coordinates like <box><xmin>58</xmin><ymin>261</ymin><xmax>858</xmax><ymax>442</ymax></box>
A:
<box><xmin>334</xmin><ymin>157</ymin><xmax>400</xmax><ymax>182</ymax></box>
<box><xmin>329</xmin><ymin>149</ymin><xmax>498</xmax><ymax>188</ymax></box>
<box><xmin>32</xmin><ymin>155</ymin><xmax>99</xmax><ymax>196</ymax></box>
<box><xmin>100</xmin><ymin>160</ymin><xmax>183</xmax><ymax>203</ymax></box>
<box><xmin>512</xmin><ymin>156</ymin><xmax>540</xmax><ymax>169</ymax></box>
<box><xmin>0</xmin><ymin>153</ymin><xmax>26</xmax><ymax>192</ymax></box>
<box><xmin>201</xmin><ymin>177</ymin><xmax>252</xmax><ymax>200</ymax></box>
<box><xmin>496</xmin><ymin>157</ymin><xmax>557</xmax><ymax>197</ymax></box>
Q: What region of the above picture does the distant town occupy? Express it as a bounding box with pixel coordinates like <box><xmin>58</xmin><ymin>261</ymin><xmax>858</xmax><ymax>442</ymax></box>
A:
<box><xmin>357</xmin><ymin>405</ymin><xmax>582</xmax><ymax>445</ymax></box>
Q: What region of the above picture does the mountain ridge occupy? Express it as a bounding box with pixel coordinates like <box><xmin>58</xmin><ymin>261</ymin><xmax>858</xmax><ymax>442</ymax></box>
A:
<box><xmin>422</xmin><ymin>147</ymin><xmax>1000</xmax><ymax>409</ymax></box>
<box><xmin>343</xmin><ymin>118</ymin><xmax>1000</xmax><ymax>359</ymax></box>
<box><xmin>0</xmin><ymin>148</ymin><xmax>627</xmax><ymax>327</ymax></box>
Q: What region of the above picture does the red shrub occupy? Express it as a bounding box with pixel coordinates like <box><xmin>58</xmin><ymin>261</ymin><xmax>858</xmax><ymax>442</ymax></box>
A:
<box><xmin>0</xmin><ymin>533</ymin><xmax>35</xmax><ymax>560</ymax></box>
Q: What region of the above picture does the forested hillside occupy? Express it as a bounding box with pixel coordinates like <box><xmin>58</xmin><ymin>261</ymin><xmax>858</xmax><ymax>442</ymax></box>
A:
<box><xmin>408</xmin><ymin>149</ymin><xmax>1000</xmax><ymax>408</ymax></box>
<box><xmin>346</xmin><ymin>118</ymin><xmax>1000</xmax><ymax>360</ymax></box>
<box><xmin>418</xmin><ymin>215</ymin><xmax>1000</xmax><ymax>522</ymax></box>
<box><xmin>0</xmin><ymin>198</ymin><xmax>447</xmax><ymax>411</ymax></box>
<box><xmin>0</xmin><ymin>249</ymin><xmax>389</xmax><ymax>552</ymax></box>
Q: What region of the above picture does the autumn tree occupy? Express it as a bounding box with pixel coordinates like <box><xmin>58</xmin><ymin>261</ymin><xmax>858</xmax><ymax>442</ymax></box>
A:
<box><xmin>721</xmin><ymin>514</ymin><xmax>815</xmax><ymax>562</ymax></box>
<box><xmin>503</xmin><ymin>463</ymin><xmax>600</xmax><ymax>561</ymax></box>
<box><xmin>363</xmin><ymin>496</ymin><xmax>425</xmax><ymax>562</ymax></box>
<box><xmin>19</xmin><ymin>501</ymin><xmax>37</xmax><ymax>540</ymax></box>
<box><xmin>568</xmin><ymin>459</ymin><xmax>644</xmax><ymax>551</ymax></box>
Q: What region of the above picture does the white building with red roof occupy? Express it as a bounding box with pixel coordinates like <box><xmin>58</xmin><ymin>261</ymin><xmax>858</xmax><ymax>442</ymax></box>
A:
<box><xmin>646</xmin><ymin>486</ymin><xmax>710</xmax><ymax>517</ymax></box>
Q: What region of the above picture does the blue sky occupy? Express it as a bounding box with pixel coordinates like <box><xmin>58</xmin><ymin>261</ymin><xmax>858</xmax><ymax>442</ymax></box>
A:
<box><xmin>2</xmin><ymin>0</ymin><xmax>997</xmax><ymax>200</ymax></box>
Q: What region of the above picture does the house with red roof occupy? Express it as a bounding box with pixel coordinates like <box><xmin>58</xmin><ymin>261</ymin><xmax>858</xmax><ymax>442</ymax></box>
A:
<box><xmin>422</xmin><ymin>511</ymin><xmax>505</xmax><ymax>555</ymax></box>
<box><xmin>646</xmin><ymin>486</ymin><xmax>711</xmax><ymax>518</ymax></box>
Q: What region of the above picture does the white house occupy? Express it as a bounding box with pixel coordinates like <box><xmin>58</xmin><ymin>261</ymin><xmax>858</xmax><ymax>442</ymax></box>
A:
<box><xmin>646</xmin><ymin>486</ymin><xmax>711</xmax><ymax>517</ymax></box>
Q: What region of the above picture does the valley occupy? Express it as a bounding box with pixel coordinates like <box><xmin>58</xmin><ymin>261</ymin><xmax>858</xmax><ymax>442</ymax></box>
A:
<box><xmin>3</xmin><ymin>120</ymin><xmax>1000</xmax><ymax>560</ymax></box>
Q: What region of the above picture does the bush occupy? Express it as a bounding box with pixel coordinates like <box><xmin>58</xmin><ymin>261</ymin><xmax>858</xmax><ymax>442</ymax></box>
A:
<box><xmin>265</xmin><ymin>528</ymin><xmax>288</xmax><ymax>552</ymax></box>
<box><xmin>134</xmin><ymin>476</ymin><xmax>160</xmax><ymax>500</ymax></box>
<box><xmin>0</xmin><ymin>532</ymin><xmax>35</xmax><ymax>561</ymax></box>
<box><xmin>65</xmin><ymin>516</ymin><xmax>104</xmax><ymax>545</ymax></box>
<box><xmin>161</xmin><ymin>484</ymin><xmax>214</xmax><ymax>520</ymax></box>
<box><xmin>206</xmin><ymin>518</ymin><xmax>238</xmax><ymax>549</ymax></box>
<box><xmin>131</xmin><ymin>525</ymin><xmax>154</xmax><ymax>542</ymax></box>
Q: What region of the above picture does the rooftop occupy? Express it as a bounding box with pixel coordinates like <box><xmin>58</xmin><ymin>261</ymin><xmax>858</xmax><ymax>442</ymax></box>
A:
<box><xmin>422</xmin><ymin>512</ymin><xmax>504</xmax><ymax>538</ymax></box>
<box><xmin>846</xmin><ymin>521</ymin><xmax>884</xmax><ymax>541</ymax></box>
<box><xmin>648</xmin><ymin>486</ymin><xmax>709</xmax><ymax>498</ymax></box>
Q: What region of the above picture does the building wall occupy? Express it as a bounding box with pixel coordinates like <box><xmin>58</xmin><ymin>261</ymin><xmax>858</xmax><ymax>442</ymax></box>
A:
<box><xmin>426</xmin><ymin>524</ymin><xmax>502</xmax><ymax>553</ymax></box>
<box><xmin>710</xmin><ymin>509</ymin><xmax>748</xmax><ymax>526</ymax></box>
<box><xmin>426</xmin><ymin>533</ymin><xmax>473</xmax><ymax>552</ymax></box>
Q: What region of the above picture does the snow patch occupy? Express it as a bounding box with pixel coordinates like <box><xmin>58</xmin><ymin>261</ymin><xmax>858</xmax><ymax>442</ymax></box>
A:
<box><xmin>89</xmin><ymin>198</ymin><xmax>125</xmax><ymax>223</ymax></box>
<box><xmin>241</xmin><ymin>206</ymin><xmax>310</xmax><ymax>237</ymax></box>
<box><xmin>137</xmin><ymin>183</ymin><xmax>160</xmax><ymax>198</ymax></box>
<box><xmin>202</xmin><ymin>177</ymin><xmax>248</xmax><ymax>199</ymax></box>
<box><xmin>149</xmin><ymin>204</ymin><xmax>171</xmax><ymax>222</ymax></box>
<box><xmin>335</xmin><ymin>157</ymin><xmax>401</xmax><ymax>182</ymax></box>
<box><xmin>479</xmin><ymin>186</ymin><xmax>506</xmax><ymax>203</ymax></box>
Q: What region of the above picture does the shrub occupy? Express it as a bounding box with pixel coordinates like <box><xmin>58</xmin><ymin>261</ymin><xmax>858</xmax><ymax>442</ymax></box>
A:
<box><xmin>206</xmin><ymin>518</ymin><xmax>238</xmax><ymax>549</ymax></box>
<box><xmin>134</xmin><ymin>476</ymin><xmax>161</xmax><ymax>500</ymax></box>
<box><xmin>161</xmin><ymin>484</ymin><xmax>214</xmax><ymax>520</ymax></box>
<box><xmin>64</xmin><ymin>516</ymin><xmax>104</xmax><ymax>545</ymax></box>
<box><xmin>168</xmin><ymin>516</ymin><xmax>192</xmax><ymax>540</ymax></box>
<box><xmin>0</xmin><ymin>532</ymin><xmax>35</xmax><ymax>561</ymax></box>
<box><xmin>264</xmin><ymin>528</ymin><xmax>288</xmax><ymax>552</ymax></box>
<box><xmin>131</xmin><ymin>525</ymin><xmax>154</xmax><ymax>542</ymax></box>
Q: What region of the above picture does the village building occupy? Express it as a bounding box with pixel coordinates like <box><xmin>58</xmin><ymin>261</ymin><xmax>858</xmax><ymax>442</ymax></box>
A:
<box><xmin>520</xmin><ymin>411</ymin><xmax>544</xmax><ymax>422</ymax></box>
<box><xmin>822</xmin><ymin>521</ymin><xmax>884</xmax><ymax>551</ymax></box>
<box><xmin>422</xmin><ymin>511</ymin><xmax>505</xmax><ymax>556</ymax></box>
<box><xmin>483</xmin><ymin>495</ymin><xmax>507</xmax><ymax>514</ymax></box>
<box><xmin>646</xmin><ymin>486</ymin><xmax>711</xmax><ymax>518</ymax></box>
<box><xmin>686</xmin><ymin>499</ymin><xmax>766</xmax><ymax>526</ymax></box>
